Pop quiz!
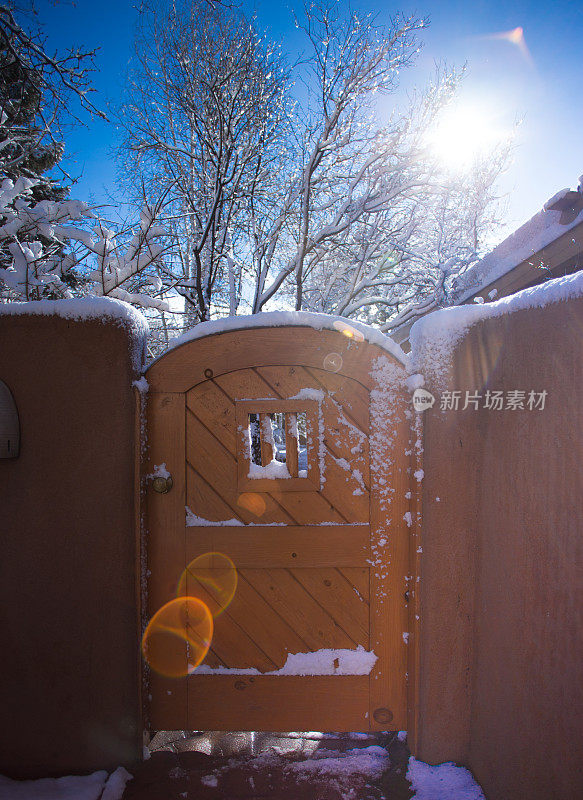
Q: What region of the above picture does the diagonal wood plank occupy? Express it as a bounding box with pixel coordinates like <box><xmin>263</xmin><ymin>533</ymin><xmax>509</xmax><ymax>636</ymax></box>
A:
<box><xmin>244</xmin><ymin>568</ymin><xmax>357</xmax><ymax>651</ymax></box>
<box><xmin>209</xmin><ymin>614</ymin><xmax>279</xmax><ymax>672</ymax></box>
<box><xmin>323</xmin><ymin>394</ymin><xmax>370</xmax><ymax>489</ymax></box>
<box><xmin>183</xmin><ymin>577</ymin><xmax>278</xmax><ymax>672</ymax></box>
<box><xmin>266</xmin><ymin>489</ymin><xmax>347</xmax><ymax>524</ymax></box>
<box><xmin>338</xmin><ymin>567</ymin><xmax>370</xmax><ymax>604</ymax></box>
<box><xmin>187</xmin><ymin>463</ymin><xmax>245</xmax><ymax>523</ymax></box>
<box><xmin>215</xmin><ymin>368</ymin><xmax>278</xmax><ymax>403</ymax></box>
<box><xmin>203</xmin><ymin>649</ymin><xmax>227</xmax><ymax>669</ymax></box>
<box><xmin>186</xmin><ymin>410</ymin><xmax>294</xmax><ymax>524</ymax></box>
<box><xmin>307</xmin><ymin>366</ymin><xmax>370</xmax><ymax>434</ymax></box>
<box><xmin>224</xmin><ymin>573</ymin><xmax>311</xmax><ymax>668</ymax></box>
<box><xmin>321</xmin><ymin>448</ymin><xmax>369</xmax><ymax>522</ymax></box>
<box><xmin>290</xmin><ymin>567</ymin><xmax>369</xmax><ymax>648</ymax></box>
<box><xmin>186</xmin><ymin>408</ymin><xmax>238</xmax><ymax>497</ymax></box>
<box><xmin>186</xmin><ymin>380</ymin><xmax>237</xmax><ymax>455</ymax></box>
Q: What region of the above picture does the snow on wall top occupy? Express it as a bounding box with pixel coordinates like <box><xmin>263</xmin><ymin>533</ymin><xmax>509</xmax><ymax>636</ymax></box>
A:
<box><xmin>0</xmin><ymin>297</ymin><xmax>149</xmax><ymax>370</ymax></box>
<box><xmin>410</xmin><ymin>268</ymin><xmax>583</xmax><ymax>378</ymax></box>
<box><xmin>166</xmin><ymin>311</ymin><xmax>408</xmax><ymax>366</ymax></box>
<box><xmin>450</xmin><ymin>196</ymin><xmax>583</xmax><ymax>303</ymax></box>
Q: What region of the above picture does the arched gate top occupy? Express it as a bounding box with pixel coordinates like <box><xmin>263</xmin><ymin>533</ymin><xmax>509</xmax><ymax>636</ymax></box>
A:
<box><xmin>145</xmin><ymin>312</ymin><xmax>407</xmax><ymax>393</ymax></box>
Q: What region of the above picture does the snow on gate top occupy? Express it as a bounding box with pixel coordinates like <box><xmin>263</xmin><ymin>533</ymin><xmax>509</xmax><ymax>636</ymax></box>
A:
<box><xmin>164</xmin><ymin>310</ymin><xmax>408</xmax><ymax>367</ymax></box>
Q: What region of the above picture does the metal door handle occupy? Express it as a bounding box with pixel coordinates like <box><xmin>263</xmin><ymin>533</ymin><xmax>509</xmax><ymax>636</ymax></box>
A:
<box><xmin>152</xmin><ymin>475</ymin><xmax>173</xmax><ymax>494</ymax></box>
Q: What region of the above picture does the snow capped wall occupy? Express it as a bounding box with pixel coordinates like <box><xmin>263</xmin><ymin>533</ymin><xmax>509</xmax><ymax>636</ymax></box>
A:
<box><xmin>0</xmin><ymin>297</ymin><xmax>149</xmax><ymax>370</ymax></box>
<box><xmin>409</xmin><ymin>269</ymin><xmax>583</xmax><ymax>382</ymax></box>
<box><xmin>415</xmin><ymin>282</ymin><xmax>583</xmax><ymax>800</ymax></box>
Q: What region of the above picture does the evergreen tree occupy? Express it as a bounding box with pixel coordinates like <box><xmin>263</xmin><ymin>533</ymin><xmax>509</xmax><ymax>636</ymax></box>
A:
<box><xmin>0</xmin><ymin>2</ymin><xmax>101</xmax><ymax>296</ymax></box>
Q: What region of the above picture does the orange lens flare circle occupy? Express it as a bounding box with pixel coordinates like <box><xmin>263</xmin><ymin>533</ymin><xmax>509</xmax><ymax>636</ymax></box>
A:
<box><xmin>141</xmin><ymin>597</ymin><xmax>213</xmax><ymax>678</ymax></box>
<box><xmin>177</xmin><ymin>552</ymin><xmax>238</xmax><ymax>617</ymax></box>
<box><xmin>237</xmin><ymin>492</ymin><xmax>266</xmax><ymax>517</ymax></box>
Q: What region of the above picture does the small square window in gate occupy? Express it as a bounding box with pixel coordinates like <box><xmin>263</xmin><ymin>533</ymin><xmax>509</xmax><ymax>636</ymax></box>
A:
<box><xmin>235</xmin><ymin>400</ymin><xmax>320</xmax><ymax>492</ymax></box>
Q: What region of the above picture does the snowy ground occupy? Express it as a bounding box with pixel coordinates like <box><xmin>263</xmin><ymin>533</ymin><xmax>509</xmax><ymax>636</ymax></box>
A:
<box><xmin>0</xmin><ymin>766</ymin><xmax>132</xmax><ymax>800</ymax></box>
<box><xmin>0</xmin><ymin>732</ymin><xmax>485</xmax><ymax>800</ymax></box>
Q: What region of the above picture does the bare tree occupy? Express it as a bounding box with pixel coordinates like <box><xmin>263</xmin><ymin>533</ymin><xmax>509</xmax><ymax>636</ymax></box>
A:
<box><xmin>118</xmin><ymin>0</ymin><xmax>289</xmax><ymax>327</ymax></box>
<box><xmin>0</xmin><ymin>2</ymin><xmax>104</xmax><ymax>181</ymax></box>
<box><xmin>119</xmin><ymin>0</ymin><xmax>510</xmax><ymax>339</ymax></box>
<box><xmin>248</xmin><ymin>6</ymin><xmax>509</xmax><ymax>327</ymax></box>
<box><xmin>248</xmin><ymin>2</ymin><xmax>428</xmax><ymax>313</ymax></box>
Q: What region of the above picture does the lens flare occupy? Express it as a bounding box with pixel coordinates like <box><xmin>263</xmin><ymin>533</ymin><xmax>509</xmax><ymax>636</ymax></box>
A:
<box><xmin>323</xmin><ymin>352</ymin><xmax>343</xmax><ymax>372</ymax></box>
<box><xmin>487</xmin><ymin>26</ymin><xmax>532</xmax><ymax>64</ymax></box>
<box><xmin>177</xmin><ymin>552</ymin><xmax>238</xmax><ymax>617</ymax></box>
<box><xmin>333</xmin><ymin>320</ymin><xmax>365</xmax><ymax>341</ymax></box>
<box><xmin>237</xmin><ymin>492</ymin><xmax>266</xmax><ymax>517</ymax></box>
<box><xmin>141</xmin><ymin>596</ymin><xmax>213</xmax><ymax>678</ymax></box>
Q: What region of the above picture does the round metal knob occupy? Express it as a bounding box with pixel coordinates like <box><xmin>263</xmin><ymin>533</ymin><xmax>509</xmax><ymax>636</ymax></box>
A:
<box><xmin>152</xmin><ymin>475</ymin><xmax>173</xmax><ymax>494</ymax></box>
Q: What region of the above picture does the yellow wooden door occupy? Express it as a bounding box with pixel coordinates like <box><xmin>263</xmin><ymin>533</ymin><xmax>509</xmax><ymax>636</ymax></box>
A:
<box><xmin>143</xmin><ymin>325</ymin><xmax>414</xmax><ymax>733</ymax></box>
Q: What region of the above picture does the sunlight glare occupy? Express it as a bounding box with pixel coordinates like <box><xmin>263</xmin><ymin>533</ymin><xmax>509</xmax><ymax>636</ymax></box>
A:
<box><xmin>427</xmin><ymin>103</ymin><xmax>505</xmax><ymax>171</ymax></box>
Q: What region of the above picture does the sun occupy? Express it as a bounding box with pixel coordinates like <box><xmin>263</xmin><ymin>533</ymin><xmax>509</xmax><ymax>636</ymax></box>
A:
<box><xmin>427</xmin><ymin>103</ymin><xmax>504</xmax><ymax>171</ymax></box>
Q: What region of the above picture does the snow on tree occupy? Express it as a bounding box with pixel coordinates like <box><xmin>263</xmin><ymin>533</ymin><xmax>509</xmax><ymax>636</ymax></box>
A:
<box><xmin>0</xmin><ymin>174</ymin><xmax>170</xmax><ymax>308</ymax></box>
<box><xmin>118</xmin><ymin>0</ymin><xmax>290</xmax><ymax>331</ymax></box>
<box><xmin>0</xmin><ymin>3</ymin><xmax>169</xmax><ymax>309</ymax></box>
<box><xmin>0</xmin><ymin>1</ymin><xmax>101</xmax><ymax>287</ymax></box>
<box><xmin>118</xmin><ymin>0</ymin><xmax>510</xmax><ymax>340</ymax></box>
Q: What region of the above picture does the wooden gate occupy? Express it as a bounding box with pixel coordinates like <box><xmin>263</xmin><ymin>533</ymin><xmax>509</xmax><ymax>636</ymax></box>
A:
<box><xmin>143</xmin><ymin>322</ymin><xmax>416</xmax><ymax>733</ymax></box>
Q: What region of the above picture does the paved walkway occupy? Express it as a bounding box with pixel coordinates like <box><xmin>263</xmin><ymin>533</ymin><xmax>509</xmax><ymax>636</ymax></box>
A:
<box><xmin>123</xmin><ymin>732</ymin><xmax>413</xmax><ymax>800</ymax></box>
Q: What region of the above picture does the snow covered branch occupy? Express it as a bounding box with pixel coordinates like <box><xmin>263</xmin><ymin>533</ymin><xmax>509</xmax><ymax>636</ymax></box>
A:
<box><xmin>0</xmin><ymin>176</ymin><xmax>169</xmax><ymax>308</ymax></box>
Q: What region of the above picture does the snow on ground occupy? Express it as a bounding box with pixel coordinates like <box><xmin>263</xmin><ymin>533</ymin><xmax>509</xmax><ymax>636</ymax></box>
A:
<box><xmin>163</xmin><ymin>310</ymin><xmax>408</xmax><ymax>366</ymax></box>
<box><xmin>0</xmin><ymin>745</ymin><xmax>487</xmax><ymax>799</ymax></box>
<box><xmin>287</xmin><ymin>745</ymin><xmax>389</xmax><ymax>779</ymax></box>
<box><xmin>407</xmin><ymin>758</ymin><xmax>485</xmax><ymax>800</ymax></box>
<box><xmin>0</xmin><ymin>766</ymin><xmax>132</xmax><ymax>800</ymax></box>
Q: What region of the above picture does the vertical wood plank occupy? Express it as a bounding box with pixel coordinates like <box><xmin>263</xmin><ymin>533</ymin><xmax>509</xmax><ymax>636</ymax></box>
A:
<box><xmin>368</xmin><ymin>362</ymin><xmax>410</xmax><ymax>732</ymax></box>
<box><xmin>145</xmin><ymin>392</ymin><xmax>187</xmax><ymax>730</ymax></box>
<box><xmin>407</xmin><ymin>412</ymin><xmax>423</xmax><ymax>753</ymax></box>
<box><xmin>286</xmin><ymin>413</ymin><xmax>299</xmax><ymax>477</ymax></box>
<box><xmin>133</xmin><ymin>386</ymin><xmax>144</xmax><ymax>739</ymax></box>
<box><xmin>259</xmin><ymin>413</ymin><xmax>274</xmax><ymax>465</ymax></box>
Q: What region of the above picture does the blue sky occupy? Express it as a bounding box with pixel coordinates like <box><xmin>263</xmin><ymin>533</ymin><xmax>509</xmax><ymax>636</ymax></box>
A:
<box><xmin>36</xmin><ymin>0</ymin><xmax>583</xmax><ymax>243</ymax></box>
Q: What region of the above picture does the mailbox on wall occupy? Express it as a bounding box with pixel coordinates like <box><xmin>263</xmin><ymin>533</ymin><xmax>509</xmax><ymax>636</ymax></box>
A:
<box><xmin>0</xmin><ymin>380</ymin><xmax>19</xmax><ymax>458</ymax></box>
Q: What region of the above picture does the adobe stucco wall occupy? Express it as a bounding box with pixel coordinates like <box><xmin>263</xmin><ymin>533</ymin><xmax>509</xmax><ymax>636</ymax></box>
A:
<box><xmin>417</xmin><ymin>295</ymin><xmax>583</xmax><ymax>799</ymax></box>
<box><xmin>0</xmin><ymin>303</ymin><xmax>145</xmax><ymax>778</ymax></box>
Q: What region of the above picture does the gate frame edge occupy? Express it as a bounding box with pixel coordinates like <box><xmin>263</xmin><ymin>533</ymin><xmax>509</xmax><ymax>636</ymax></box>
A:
<box><xmin>133</xmin><ymin>385</ymin><xmax>146</xmax><ymax>745</ymax></box>
<box><xmin>407</xmin><ymin>409</ymin><xmax>423</xmax><ymax>755</ymax></box>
